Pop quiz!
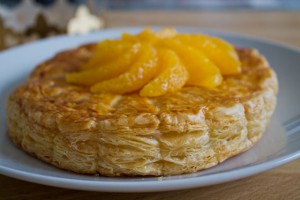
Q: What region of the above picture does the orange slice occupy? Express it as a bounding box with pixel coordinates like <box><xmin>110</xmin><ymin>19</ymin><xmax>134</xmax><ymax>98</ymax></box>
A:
<box><xmin>137</xmin><ymin>28</ymin><xmax>157</xmax><ymax>43</ymax></box>
<box><xmin>80</xmin><ymin>40</ymin><xmax>132</xmax><ymax>71</ymax></box>
<box><xmin>156</xmin><ymin>28</ymin><xmax>177</xmax><ymax>39</ymax></box>
<box><xmin>140</xmin><ymin>49</ymin><xmax>188</xmax><ymax>97</ymax></box>
<box><xmin>91</xmin><ymin>44</ymin><xmax>158</xmax><ymax>94</ymax></box>
<box><xmin>209</xmin><ymin>36</ymin><xmax>235</xmax><ymax>51</ymax></box>
<box><xmin>177</xmin><ymin>34</ymin><xmax>241</xmax><ymax>75</ymax></box>
<box><xmin>160</xmin><ymin>39</ymin><xmax>222</xmax><ymax>88</ymax></box>
<box><xmin>66</xmin><ymin>43</ymin><xmax>141</xmax><ymax>86</ymax></box>
<box><xmin>121</xmin><ymin>33</ymin><xmax>139</xmax><ymax>43</ymax></box>
<box><xmin>122</xmin><ymin>28</ymin><xmax>176</xmax><ymax>44</ymax></box>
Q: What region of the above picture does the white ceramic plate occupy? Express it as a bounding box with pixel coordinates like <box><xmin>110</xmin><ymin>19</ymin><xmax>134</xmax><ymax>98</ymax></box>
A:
<box><xmin>1</xmin><ymin>27</ymin><xmax>300</xmax><ymax>192</ymax></box>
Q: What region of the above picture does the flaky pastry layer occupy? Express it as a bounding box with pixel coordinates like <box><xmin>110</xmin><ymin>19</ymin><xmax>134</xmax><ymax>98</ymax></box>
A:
<box><xmin>7</xmin><ymin>44</ymin><xmax>278</xmax><ymax>176</ymax></box>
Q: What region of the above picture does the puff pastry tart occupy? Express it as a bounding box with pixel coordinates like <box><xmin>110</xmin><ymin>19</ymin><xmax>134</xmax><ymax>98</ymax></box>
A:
<box><xmin>7</xmin><ymin>29</ymin><xmax>278</xmax><ymax>176</ymax></box>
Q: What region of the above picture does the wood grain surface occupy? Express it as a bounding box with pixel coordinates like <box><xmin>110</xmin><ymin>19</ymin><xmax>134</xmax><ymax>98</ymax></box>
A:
<box><xmin>1</xmin><ymin>10</ymin><xmax>300</xmax><ymax>200</ymax></box>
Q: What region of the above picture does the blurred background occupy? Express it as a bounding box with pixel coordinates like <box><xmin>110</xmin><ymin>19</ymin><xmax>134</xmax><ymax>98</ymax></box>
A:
<box><xmin>0</xmin><ymin>0</ymin><xmax>300</xmax><ymax>50</ymax></box>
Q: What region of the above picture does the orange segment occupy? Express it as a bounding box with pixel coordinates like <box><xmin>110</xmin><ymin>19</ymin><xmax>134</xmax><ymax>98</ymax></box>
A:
<box><xmin>208</xmin><ymin>36</ymin><xmax>235</xmax><ymax>51</ymax></box>
<box><xmin>122</xmin><ymin>28</ymin><xmax>176</xmax><ymax>44</ymax></box>
<box><xmin>121</xmin><ymin>33</ymin><xmax>139</xmax><ymax>43</ymax></box>
<box><xmin>160</xmin><ymin>39</ymin><xmax>222</xmax><ymax>88</ymax></box>
<box><xmin>91</xmin><ymin>44</ymin><xmax>158</xmax><ymax>94</ymax></box>
<box><xmin>122</xmin><ymin>30</ymin><xmax>156</xmax><ymax>44</ymax></box>
<box><xmin>177</xmin><ymin>34</ymin><xmax>241</xmax><ymax>75</ymax></box>
<box><xmin>137</xmin><ymin>28</ymin><xmax>157</xmax><ymax>43</ymax></box>
<box><xmin>66</xmin><ymin>43</ymin><xmax>141</xmax><ymax>86</ymax></box>
<box><xmin>157</xmin><ymin>28</ymin><xmax>177</xmax><ymax>39</ymax></box>
<box><xmin>187</xmin><ymin>33</ymin><xmax>235</xmax><ymax>51</ymax></box>
<box><xmin>140</xmin><ymin>49</ymin><xmax>188</xmax><ymax>97</ymax></box>
<box><xmin>80</xmin><ymin>40</ymin><xmax>133</xmax><ymax>71</ymax></box>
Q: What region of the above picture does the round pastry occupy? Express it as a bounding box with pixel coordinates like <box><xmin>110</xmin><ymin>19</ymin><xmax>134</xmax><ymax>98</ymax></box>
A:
<box><xmin>6</xmin><ymin>30</ymin><xmax>278</xmax><ymax>176</ymax></box>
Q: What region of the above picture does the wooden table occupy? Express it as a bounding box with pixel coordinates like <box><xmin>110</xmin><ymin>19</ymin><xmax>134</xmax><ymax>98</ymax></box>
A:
<box><xmin>1</xmin><ymin>10</ymin><xmax>300</xmax><ymax>199</ymax></box>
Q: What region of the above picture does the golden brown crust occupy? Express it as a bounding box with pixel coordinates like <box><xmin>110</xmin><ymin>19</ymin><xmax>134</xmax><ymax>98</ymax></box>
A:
<box><xmin>6</xmin><ymin>44</ymin><xmax>278</xmax><ymax>176</ymax></box>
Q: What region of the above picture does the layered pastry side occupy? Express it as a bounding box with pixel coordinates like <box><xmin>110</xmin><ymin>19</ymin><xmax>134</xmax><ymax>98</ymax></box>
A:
<box><xmin>6</xmin><ymin>29</ymin><xmax>278</xmax><ymax>176</ymax></box>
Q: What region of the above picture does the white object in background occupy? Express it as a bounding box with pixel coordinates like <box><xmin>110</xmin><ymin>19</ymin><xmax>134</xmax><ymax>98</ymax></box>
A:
<box><xmin>67</xmin><ymin>5</ymin><xmax>104</xmax><ymax>35</ymax></box>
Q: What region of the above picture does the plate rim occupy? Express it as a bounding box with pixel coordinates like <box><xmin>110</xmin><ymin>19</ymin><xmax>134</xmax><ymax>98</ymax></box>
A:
<box><xmin>0</xmin><ymin>150</ymin><xmax>299</xmax><ymax>192</ymax></box>
<box><xmin>2</xmin><ymin>26</ymin><xmax>300</xmax><ymax>57</ymax></box>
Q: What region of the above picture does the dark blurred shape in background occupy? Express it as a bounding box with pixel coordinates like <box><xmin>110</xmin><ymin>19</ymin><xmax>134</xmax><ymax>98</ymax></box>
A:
<box><xmin>101</xmin><ymin>0</ymin><xmax>300</xmax><ymax>10</ymax></box>
<box><xmin>1</xmin><ymin>0</ymin><xmax>300</xmax><ymax>10</ymax></box>
<box><xmin>0</xmin><ymin>0</ymin><xmax>300</xmax><ymax>50</ymax></box>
